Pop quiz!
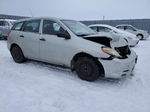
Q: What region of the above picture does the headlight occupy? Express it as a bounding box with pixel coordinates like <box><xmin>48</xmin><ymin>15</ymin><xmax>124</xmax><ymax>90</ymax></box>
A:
<box><xmin>101</xmin><ymin>46</ymin><xmax>121</xmax><ymax>58</ymax></box>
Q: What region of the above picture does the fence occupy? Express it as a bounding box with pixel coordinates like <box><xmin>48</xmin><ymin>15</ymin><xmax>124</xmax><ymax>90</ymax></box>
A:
<box><xmin>0</xmin><ymin>14</ymin><xmax>150</xmax><ymax>33</ymax></box>
<box><xmin>81</xmin><ymin>19</ymin><xmax>150</xmax><ymax>33</ymax></box>
<box><xmin>0</xmin><ymin>14</ymin><xmax>28</xmax><ymax>20</ymax></box>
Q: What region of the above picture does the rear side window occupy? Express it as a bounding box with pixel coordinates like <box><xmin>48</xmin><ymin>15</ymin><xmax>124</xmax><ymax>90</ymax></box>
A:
<box><xmin>90</xmin><ymin>27</ymin><xmax>98</xmax><ymax>32</ymax></box>
<box><xmin>23</xmin><ymin>20</ymin><xmax>40</xmax><ymax>33</ymax></box>
<box><xmin>126</xmin><ymin>26</ymin><xmax>135</xmax><ymax>31</ymax></box>
<box><xmin>117</xmin><ymin>26</ymin><xmax>124</xmax><ymax>30</ymax></box>
<box><xmin>98</xmin><ymin>26</ymin><xmax>111</xmax><ymax>32</ymax></box>
<box><xmin>12</xmin><ymin>22</ymin><xmax>23</xmax><ymax>31</ymax></box>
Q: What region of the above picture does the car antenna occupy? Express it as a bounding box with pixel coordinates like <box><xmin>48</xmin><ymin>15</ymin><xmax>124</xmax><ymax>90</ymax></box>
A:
<box><xmin>29</xmin><ymin>9</ymin><xmax>34</xmax><ymax>17</ymax></box>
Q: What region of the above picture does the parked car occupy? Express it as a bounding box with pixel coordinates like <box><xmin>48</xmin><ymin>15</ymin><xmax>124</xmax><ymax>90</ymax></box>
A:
<box><xmin>0</xmin><ymin>19</ymin><xmax>15</xmax><ymax>40</ymax></box>
<box><xmin>89</xmin><ymin>24</ymin><xmax>139</xmax><ymax>47</ymax></box>
<box><xmin>7</xmin><ymin>17</ymin><xmax>137</xmax><ymax>81</ymax></box>
<box><xmin>0</xmin><ymin>27</ymin><xmax>11</xmax><ymax>40</ymax></box>
<box><xmin>116</xmin><ymin>24</ymin><xmax>149</xmax><ymax>40</ymax></box>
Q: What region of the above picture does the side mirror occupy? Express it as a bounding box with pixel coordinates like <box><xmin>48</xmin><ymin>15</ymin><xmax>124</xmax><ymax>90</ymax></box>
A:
<box><xmin>57</xmin><ymin>31</ymin><xmax>71</xmax><ymax>39</ymax></box>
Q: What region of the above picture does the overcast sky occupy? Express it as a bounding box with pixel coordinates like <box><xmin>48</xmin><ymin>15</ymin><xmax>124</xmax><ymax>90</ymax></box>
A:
<box><xmin>0</xmin><ymin>0</ymin><xmax>150</xmax><ymax>20</ymax></box>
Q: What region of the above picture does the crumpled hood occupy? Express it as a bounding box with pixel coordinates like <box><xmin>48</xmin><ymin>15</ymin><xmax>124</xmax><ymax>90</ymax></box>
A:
<box><xmin>83</xmin><ymin>33</ymin><xmax>128</xmax><ymax>48</ymax></box>
<box><xmin>84</xmin><ymin>32</ymin><xmax>121</xmax><ymax>41</ymax></box>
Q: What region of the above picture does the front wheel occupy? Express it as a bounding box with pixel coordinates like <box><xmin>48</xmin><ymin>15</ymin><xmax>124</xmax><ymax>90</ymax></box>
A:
<box><xmin>137</xmin><ymin>34</ymin><xmax>143</xmax><ymax>40</ymax></box>
<box><xmin>75</xmin><ymin>57</ymin><xmax>102</xmax><ymax>81</ymax></box>
<box><xmin>10</xmin><ymin>46</ymin><xmax>26</xmax><ymax>63</ymax></box>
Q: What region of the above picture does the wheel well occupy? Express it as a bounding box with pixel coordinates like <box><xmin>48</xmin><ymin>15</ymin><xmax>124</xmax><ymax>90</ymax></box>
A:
<box><xmin>71</xmin><ymin>52</ymin><xmax>105</xmax><ymax>76</ymax></box>
<box><xmin>10</xmin><ymin>44</ymin><xmax>20</xmax><ymax>51</ymax></box>
<box><xmin>137</xmin><ymin>34</ymin><xmax>143</xmax><ymax>37</ymax></box>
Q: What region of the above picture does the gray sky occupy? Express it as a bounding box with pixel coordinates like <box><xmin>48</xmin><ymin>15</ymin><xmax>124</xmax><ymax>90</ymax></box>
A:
<box><xmin>0</xmin><ymin>0</ymin><xmax>150</xmax><ymax>20</ymax></box>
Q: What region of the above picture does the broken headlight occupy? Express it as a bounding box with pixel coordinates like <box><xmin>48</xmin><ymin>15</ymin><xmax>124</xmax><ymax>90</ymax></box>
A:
<box><xmin>101</xmin><ymin>46</ymin><xmax>121</xmax><ymax>58</ymax></box>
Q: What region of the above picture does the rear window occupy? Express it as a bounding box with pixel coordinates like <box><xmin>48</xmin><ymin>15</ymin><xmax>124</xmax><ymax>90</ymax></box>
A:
<box><xmin>12</xmin><ymin>22</ymin><xmax>24</xmax><ymax>31</ymax></box>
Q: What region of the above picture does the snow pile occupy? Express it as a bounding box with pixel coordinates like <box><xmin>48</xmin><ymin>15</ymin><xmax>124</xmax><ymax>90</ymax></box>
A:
<box><xmin>0</xmin><ymin>39</ymin><xmax>150</xmax><ymax>112</ymax></box>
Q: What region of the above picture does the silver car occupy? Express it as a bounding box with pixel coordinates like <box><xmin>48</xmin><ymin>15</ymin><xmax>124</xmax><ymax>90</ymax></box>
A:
<box><xmin>7</xmin><ymin>17</ymin><xmax>137</xmax><ymax>81</ymax></box>
<box><xmin>116</xmin><ymin>24</ymin><xmax>149</xmax><ymax>40</ymax></box>
<box><xmin>89</xmin><ymin>24</ymin><xmax>139</xmax><ymax>47</ymax></box>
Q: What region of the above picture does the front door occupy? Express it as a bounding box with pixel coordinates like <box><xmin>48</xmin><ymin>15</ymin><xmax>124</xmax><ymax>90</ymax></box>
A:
<box><xmin>39</xmin><ymin>20</ymin><xmax>71</xmax><ymax>66</ymax></box>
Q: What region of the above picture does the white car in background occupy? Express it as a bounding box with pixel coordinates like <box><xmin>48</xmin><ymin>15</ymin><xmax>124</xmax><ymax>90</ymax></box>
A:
<box><xmin>0</xmin><ymin>19</ymin><xmax>15</xmax><ymax>39</ymax></box>
<box><xmin>7</xmin><ymin>17</ymin><xmax>137</xmax><ymax>81</ymax></box>
<box><xmin>0</xmin><ymin>19</ymin><xmax>15</xmax><ymax>29</ymax></box>
<box><xmin>116</xmin><ymin>24</ymin><xmax>149</xmax><ymax>40</ymax></box>
<box><xmin>89</xmin><ymin>24</ymin><xmax>139</xmax><ymax>47</ymax></box>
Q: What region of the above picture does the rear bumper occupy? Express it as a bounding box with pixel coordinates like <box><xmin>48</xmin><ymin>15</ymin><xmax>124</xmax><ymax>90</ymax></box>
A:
<box><xmin>99</xmin><ymin>50</ymin><xmax>137</xmax><ymax>78</ymax></box>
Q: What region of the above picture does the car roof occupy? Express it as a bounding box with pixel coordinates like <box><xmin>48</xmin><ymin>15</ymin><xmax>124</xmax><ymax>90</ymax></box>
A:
<box><xmin>88</xmin><ymin>24</ymin><xmax>117</xmax><ymax>30</ymax></box>
<box><xmin>89</xmin><ymin>24</ymin><xmax>114</xmax><ymax>28</ymax></box>
<box><xmin>14</xmin><ymin>17</ymin><xmax>75</xmax><ymax>23</ymax></box>
<box><xmin>116</xmin><ymin>24</ymin><xmax>133</xmax><ymax>27</ymax></box>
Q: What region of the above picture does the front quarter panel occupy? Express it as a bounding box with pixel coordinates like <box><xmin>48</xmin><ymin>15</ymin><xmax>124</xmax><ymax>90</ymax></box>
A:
<box><xmin>66</xmin><ymin>36</ymin><xmax>110</xmax><ymax>66</ymax></box>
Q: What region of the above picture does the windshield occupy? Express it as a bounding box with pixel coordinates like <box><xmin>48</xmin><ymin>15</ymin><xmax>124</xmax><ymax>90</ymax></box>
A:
<box><xmin>61</xmin><ymin>20</ymin><xmax>96</xmax><ymax>36</ymax></box>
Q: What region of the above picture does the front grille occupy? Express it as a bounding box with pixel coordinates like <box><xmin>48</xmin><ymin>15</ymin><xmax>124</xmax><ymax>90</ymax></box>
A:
<box><xmin>115</xmin><ymin>45</ymin><xmax>131</xmax><ymax>58</ymax></box>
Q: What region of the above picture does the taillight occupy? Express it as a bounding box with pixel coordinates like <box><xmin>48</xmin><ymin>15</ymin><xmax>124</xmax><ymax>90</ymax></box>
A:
<box><xmin>7</xmin><ymin>30</ymin><xmax>11</xmax><ymax>36</ymax></box>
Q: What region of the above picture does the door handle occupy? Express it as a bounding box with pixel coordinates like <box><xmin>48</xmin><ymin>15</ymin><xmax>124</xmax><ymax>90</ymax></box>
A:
<box><xmin>39</xmin><ymin>38</ymin><xmax>46</xmax><ymax>41</ymax></box>
<box><xmin>20</xmin><ymin>35</ymin><xmax>24</xmax><ymax>38</ymax></box>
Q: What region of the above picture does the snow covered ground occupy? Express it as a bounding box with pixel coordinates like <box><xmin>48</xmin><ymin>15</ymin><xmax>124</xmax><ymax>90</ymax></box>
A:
<box><xmin>0</xmin><ymin>38</ymin><xmax>150</xmax><ymax>112</ymax></box>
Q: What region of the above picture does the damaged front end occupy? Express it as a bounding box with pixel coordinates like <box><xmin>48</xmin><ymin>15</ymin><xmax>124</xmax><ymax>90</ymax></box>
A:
<box><xmin>83</xmin><ymin>34</ymin><xmax>131</xmax><ymax>59</ymax></box>
<box><xmin>82</xmin><ymin>34</ymin><xmax>137</xmax><ymax>78</ymax></box>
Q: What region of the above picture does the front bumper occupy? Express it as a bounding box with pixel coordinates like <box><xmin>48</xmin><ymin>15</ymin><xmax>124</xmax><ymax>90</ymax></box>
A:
<box><xmin>0</xmin><ymin>31</ymin><xmax>8</xmax><ymax>40</ymax></box>
<box><xmin>99</xmin><ymin>50</ymin><xmax>137</xmax><ymax>78</ymax></box>
<box><xmin>143</xmin><ymin>33</ymin><xmax>149</xmax><ymax>39</ymax></box>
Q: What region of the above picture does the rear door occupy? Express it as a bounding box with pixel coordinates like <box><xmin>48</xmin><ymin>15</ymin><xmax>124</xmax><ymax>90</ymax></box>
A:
<box><xmin>19</xmin><ymin>19</ymin><xmax>41</xmax><ymax>60</ymax></box>
<box><xmin>124</xmin><ymin>26</ymin><xmax>137</xmax><ymax>35</ymax></box>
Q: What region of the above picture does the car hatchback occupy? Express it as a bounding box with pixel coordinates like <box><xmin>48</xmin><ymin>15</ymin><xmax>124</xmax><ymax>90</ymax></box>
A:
<box><xmin>7</xmin><ymin>17</ymin><xmax>137</xmax><ymax>81</ymax></box>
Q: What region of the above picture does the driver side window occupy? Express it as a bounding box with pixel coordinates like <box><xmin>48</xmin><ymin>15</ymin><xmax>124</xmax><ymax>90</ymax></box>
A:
<box><xmin>43</xmin><ymin>20</ymin><xmax>65</xmax><ymax>35</ymax></box>
<box><xmin>126</xmin><ymin>26</ymin><xmax>135</xmax><ymax>31</ymax></box>
<box><xmin>98</xmin><ymin>26</ymin><xmax>111</xmax><ymax>32</ymax></box>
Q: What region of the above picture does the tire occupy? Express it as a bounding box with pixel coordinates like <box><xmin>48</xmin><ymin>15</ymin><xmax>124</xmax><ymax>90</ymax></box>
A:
<box><xmin>75</xmin><ymin>57</ymin><xmax>102</xmax><ymax>81</ymax></box>
<box><xmin>137</xmin><ymin>34</ymin><xmax>143</xmax><ymax>40</ymax></box>
<box><xmin>11</xmin><ymin>46</ymin><xmax>26</xmax><ymax>63</ymax></box>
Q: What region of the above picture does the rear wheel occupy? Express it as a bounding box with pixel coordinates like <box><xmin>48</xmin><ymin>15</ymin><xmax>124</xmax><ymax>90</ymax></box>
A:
<box><xmin>75</xmin><ymin>57</ymin><xmax>102</xmax><ymax>81</ymax></box>
<box><xmin>11</xmin><ymin>46</ymin><xmax>26</xmax><ymax>63</ymax></box>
